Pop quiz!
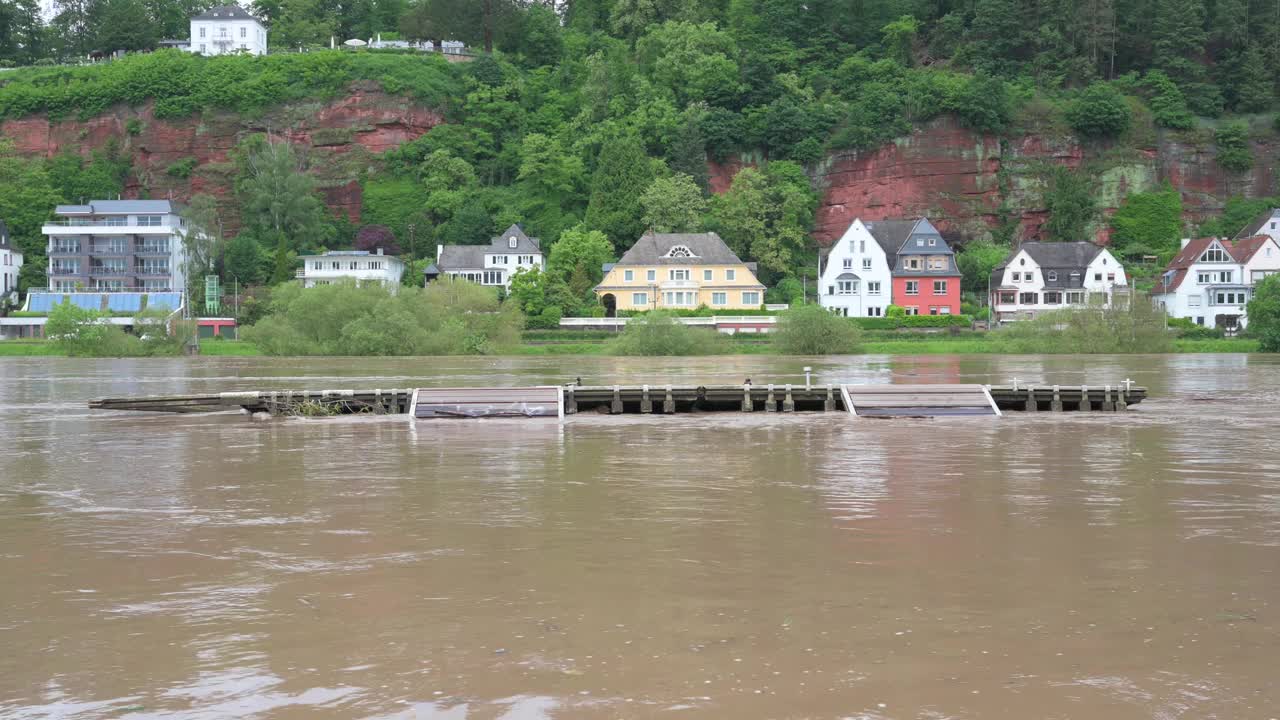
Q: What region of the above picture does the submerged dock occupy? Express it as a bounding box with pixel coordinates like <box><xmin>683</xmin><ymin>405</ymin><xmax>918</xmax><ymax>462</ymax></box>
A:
<box><xmin>89</xmin><ymin>381</ymin><xmax>1146</xmax><ymax>418</ymax></box>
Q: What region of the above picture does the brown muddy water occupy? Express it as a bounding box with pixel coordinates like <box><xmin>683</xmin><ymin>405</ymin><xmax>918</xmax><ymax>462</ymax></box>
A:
<box><xmin>1</xmin><ymin>354</ymin><xmax>1278</xmax><ymax>719</ymax></box>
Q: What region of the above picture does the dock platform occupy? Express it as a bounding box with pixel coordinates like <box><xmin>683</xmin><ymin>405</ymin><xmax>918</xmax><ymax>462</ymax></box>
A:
<box><xmin>89</xmin><ymin>382</ymin><xmax>1146</xmax><ymax>418</ymax></box>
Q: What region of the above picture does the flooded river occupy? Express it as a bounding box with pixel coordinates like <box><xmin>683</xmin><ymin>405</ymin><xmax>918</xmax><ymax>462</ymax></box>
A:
<box><xmin>1</xmin><ymin>354</ymin><xmax>1278</xmax><ymax>719</ymax></box>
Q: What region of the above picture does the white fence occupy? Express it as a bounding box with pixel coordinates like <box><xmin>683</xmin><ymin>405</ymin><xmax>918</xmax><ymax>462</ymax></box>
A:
<box><xmin>560</xmin><ymin>316</ymin><xmax>778</xmax><ymax>334</ymax></box>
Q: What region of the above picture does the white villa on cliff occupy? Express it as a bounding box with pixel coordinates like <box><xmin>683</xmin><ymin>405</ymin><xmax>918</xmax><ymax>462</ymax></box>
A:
<box><xmin>189</xmin><ymin>5</ymin><xmax>267</xmax><ymax>56</ymax></box>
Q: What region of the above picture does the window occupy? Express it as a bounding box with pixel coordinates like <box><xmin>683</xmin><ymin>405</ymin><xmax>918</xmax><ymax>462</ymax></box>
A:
<box><xmin>331</xmin><ymin>261</ymin><xmax>340</xmax><ymax>270</ymax></box>
<box><xmin>867</xmin><ymin>281</ymin><xmax>881</xmax><ymax>295</ymax></box>
<box><xmin>664</xmin><ymin>245</ymin><xmax>697</xmax><ymax>258</ymax></box>
<box><xmin>509</xmin><ymin>236</ymin><xmax>518</xmax><ymax>249</ymax></box>
<box><xmin>1188</xmin><ymin>295</ymin><xmax>1201</xmax><ymax>307</ymax></box>
<box><xmin>827</xmin><ymin>285</ymin><xmax>834</xmax><ymax>295</ymax></box>
<box><xmin>1023</xmin><ymin>272</ymin><xmax>1035</xmax><ymax>283</ymax></box>
<box><xmin>482</xmin><ymin>270</ymin><xmax>502</xmax><ymax>285</ymax></box>
<box><xmin>1019</xmin><ymin>257</ymin><xmax>1026</xmax><ymax>266</ymax></box>
<box><xmin>928</xmin><ymin>256</ymin><xmax>946</xmax><ymax>270</ymax></box>
<box><xmin>520</xmin><ymin>255</ymin><xmax>534</xmax><ymax>264</ymax></box>
<box><xmin>1047</xmin><ymin>271</ymin><xmax>1057</xmax><ymax>282</ymax></box>
<box><xmin>632</xmin><ymin>292</ymin><xmax>648</xmax><ymax>306</ymax></box>
<box><xmin>998</xmin><ymin>291</ymin><xmax>1016</xmax><ymax>305</ymax></box>
<box><xmin>1011</xmin><ymin>272</ymin><xmax>1021</xmax><ymax>282</ymax></box>
<box><xmin>240</xmin><ymin>27</ymin><xmax>246</xmax><ymax>37</ymax></box>
<box><xmin>1106</xmin><ymin>273</ymin><xmax>1115</xmax><ymax>282</ymax></box>
<box><xmin>928</xmin><ymin>237</ymin><xmax>937</xmax><ymax>246</ymax></box>
<box><xmin>1094</xmin><ymin>273</ymin><xmax>1102</xmax><ymax>281</ymax></box>
<box><xmin>494</xmin><ymin>255</ymin><xmax>508</xmax><ymax>265</ymax></box>
<box><xmin>1195</xmin><ymin>316</ymin><xmax>1204</xmax><ymax>326</ymax></box>
<box><xmin>670</xmin><ymin>269</ymin><xmax>690</xmax><ymax>281</ymax></box>
<box><xmin>905</xmin><ymin>281</ymin><xmax>919</xmax><ymax>295</ymax></box>
<box><xmin>199</xmin><ymin>44</ymin><xmax>206</xmax><ymax>52</ymax></box>
<box><xmin>905</xmin><ymin>257</ymin><xmax>921</xmax><ymax>270</ymax></box>
<box><xmin>662</xmin><ymin>290</ymin><xmax>695</xmax><ymax>306</ymax></box>
<box><xmin>726</xmin><ymin>269</ymin><xmax>736</xmax><ymax>281</ymax></box>
<box><xmin>138</xmin><ymin>215</ymin><xmax>163</xmax><ymax>227</ymax></box>
<box><xmin>904</xmin><ymin>306</ymin><xmax>919</xmax><ymax>315</ymax></box>
<box><xmin>939</xmin><ymin>306</ymin><xmax>951</xmax><ymax>315</ymax></box>
<box><xmin>711</xmin><ymin>292</ymin><xmax>727</xmax><ymax>305</ymax></box>
<box><xmin>933</xmin><ymin>280</ymin><xmax>948</xmax><ymax>295</ymax></box>
<box><xmin>1019</xmin><ymin>292</ymin><xmax>1038</xmax><ymax>305</ymax></box>
<box><xmin>704</xmin><ymin>269</ymin><xmax>713</xmax><ymax>281</ymax></box>
<box><xmin>859</xmin><ymin>240</ymin><xmax>865</xmax><ymax>253</ymax></box>
<box><xmin>370</xmin><ymin>262</ymin><xmax>382</xmax><ymax>270</ymax></box>
<box><xmin>624</xmin><ymin>269</ymin><xmax>634</xmax><ymax>282</ymax></box>
<box><xmin>836</xmin><ymin>280</ymin><xmax>857</xmax><ymax>295</ymax></box>
<box><xmin>1043</xmin><ymin>291</ymin><xmax>1062</xmax><ymax>304</ymax></box>
<box><xmin>929</xmin><ymin>306</ymin><xmax>939</xmax><ymax>315</ymax></box>
<box><xmin>741</xmin><ymin>291</ymin><xmax>760</xmax><ymax>306</ymax></box>
<box><xmin>350</xmin><ymin>262</ymin><xmax>359</xmax><ymax>270</ymax></box>
<box><xmin>842</xmin><ymin>258</ymin><xmax>852</xmax><ymax>270</ymax></box>
<box><xmin>862</xmin><ymin>258</ymin><xmax>872</xmax><ymax>270</ymax></box>
<box><xmin>1254</xmin><ymin>270</ymin><xmax>1279</xmax><ymax>282</ymax></box>
<box><xmin>1214</xmin><ymin>291</ymin><xmax>1245</xmax><ymax>305</ymax></box>
<box><xmin>104</xmin><ymin>216</ymin><xmax>127</xmax><ymax>226</ymax></box>
<box><xmin>646</xmin><ymin>269</ymin><xmax>656</xmax><ymax>282</ymax></box>
<box><xmin>200</xmin><ymin>27</ymin><xmax>206</xmax><ymax>37</ymax></box>
<box><xmin>1200</xmin><ymin>246</ymin><xmax>1229</xmax><ymax>263</ymax></box>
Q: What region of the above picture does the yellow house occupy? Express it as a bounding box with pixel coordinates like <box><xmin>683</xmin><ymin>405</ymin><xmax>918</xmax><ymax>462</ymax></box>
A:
<box><xmin>595</xmin><ymin>232</ymin><xmax>766</xmax><ymax>315</ymax></box>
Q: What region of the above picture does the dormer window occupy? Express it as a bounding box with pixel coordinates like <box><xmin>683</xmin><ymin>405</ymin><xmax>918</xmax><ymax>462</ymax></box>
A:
<box><xmin>664</xmin><ymin>245</ymin><xmax>697</xmax><ymax>258</ymax></box>
<box><xmin>1047</xmin><ymin>271</ymin><xmax>1057</xmax><ymax>282</ymax></box>
<box><xmin>508</xmin><ymin>236</ymin><xmax>518</xmax><ymax>249</ymax></box>
<box><xmin>928</xmin><ymin>238</ymin><xmax>936</xmax><ymax>246</ymax></box>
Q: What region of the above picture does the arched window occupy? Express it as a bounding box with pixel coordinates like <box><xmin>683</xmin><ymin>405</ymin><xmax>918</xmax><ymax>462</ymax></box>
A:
<box><xmin>664</xmin><ymin>245</ymin><xmax>697</xmax><ymax>258</ymax></box>
<box><xmin>508</xmin><ymin>236</ymin><xmax>518</xmax><ymax>249</ymax></box>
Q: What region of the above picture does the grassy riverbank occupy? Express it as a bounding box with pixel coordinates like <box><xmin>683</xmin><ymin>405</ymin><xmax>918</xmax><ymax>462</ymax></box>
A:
<box><xmin>0</xmin><ymin>334</ymin><xmax>1261</xmax><ymax>357</ymax></box>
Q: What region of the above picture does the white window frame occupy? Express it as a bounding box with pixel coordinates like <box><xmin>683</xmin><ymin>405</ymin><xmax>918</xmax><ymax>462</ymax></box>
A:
<box><xmin>867</xmin><ymin>281</ymin><xmax>881</xmax><ymax>295</ymax></box>
<box><xmin>726</xmin><ymin>269</ymin><xmax>736</xmax><ymax>281</ymax></box>
<box><xmin>905</xmin><ymin>281</ymin><xmax>919</xmax><ymax>296</ymax></box>
<box><xmin>669</xmin><ymin>269</ymin><xmax>690</xmax><ymax>281</ymax></box>
<box><xmin>933</xmin><ymin>280</ymin><xmax>947</xmax><ymax>295</ymax></box>
<box><xmin>703</xmin><ymin>269</ymin><xmax>713</xmax><ymax>281</ymax></box>
<box><xmin>624</xmin><ymin>269</ymin><xmax>633</xmax><ymax>282</ymax></box>
<box><xmin>711</xmin><ymin>292</ymin><xmax>727</xmax><ymax>306</ymax></box>
<box><xmin>646</xmin><ymin>269</ymin><xmax>656</xmax><ymax>282</ymax></box>
<box><xmin>741</xmin><ymin>291</ymin><xmax>760</xmax><ymax>306</ymax></box>
<box><xmin>632</xmin><ymin>292</ymin><xmax>648</xmax><ymax>306</ymax></box>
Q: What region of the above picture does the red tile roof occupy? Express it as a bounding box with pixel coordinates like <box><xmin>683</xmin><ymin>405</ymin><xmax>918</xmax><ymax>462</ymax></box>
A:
<box><xmin>1229</xmin><ymin>234</ymin><xmax>1272</xmax><ymax>263</ymax></box>
<box><xmin>1154</xmin><ymin>237</ymin><xmax>1227</xmax><ymax>294</ymax></box>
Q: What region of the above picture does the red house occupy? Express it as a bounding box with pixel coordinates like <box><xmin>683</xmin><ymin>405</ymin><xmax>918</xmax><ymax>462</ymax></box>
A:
<box><xmin>866</xmin><ymin>218</ymin><xmax>963</xmax><ymax>315</ymax></box>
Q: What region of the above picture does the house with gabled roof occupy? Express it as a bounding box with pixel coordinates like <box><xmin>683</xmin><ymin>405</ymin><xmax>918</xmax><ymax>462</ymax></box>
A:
<box><xmin>594</xmin><ymin>232</ymin><xmax>765</xmax><ymax>315</ymax></box>
<box><xmin>989</xmin><ymin>241</ymin><xmax>1127</xmax><ymax>322</ymax></box>
<box><xmin>424</xmin><ymin>224</ymin><xmax>543</xmax><ymax>290</ymax></box>
<box><xmin>818</xmin><ymin>217</ymin><xmax>961</xmax><ymax>317</ymax></box>
<box><xmin>1234</xmin><ymin>208</ymin><xmax>1280</xmax><ymax>244</ymax></box>
<box><xmin>1151</xmin><ymin>234</ymin><xmax>1280</xmax><ymax>330</ymax></box>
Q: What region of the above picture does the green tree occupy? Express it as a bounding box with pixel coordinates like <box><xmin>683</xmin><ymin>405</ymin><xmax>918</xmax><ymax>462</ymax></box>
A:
<box><xmin>0</xmin><ymin>140</ymin><xmax>61</xmax><ymax>292</ymax></box>
<box><xmin>1109</xmin><ymin>184</ymin><xmax>1183</xmax><ymax>258</ymax></box>
<box><xmin>710</xmin><ymin>161</ymin><xmax>817</xmax><ymax>283</ymax></box>
<box><xmin>1247</xmin><ymin>274</ymin><xmax>1280</xmax><ymax>352</ymax></box>
<box><xmin>635</xmin><ymin>20</ymin><xmax>741</xmax><ymax>106</ymax></box>
<box><xmin>0</xmin><ymin>0</ymin><xmax>45</xmax><ymax>64</ymax></box>
<box><xmin>224</xmin><ymin>233</ymin><xmax>269</xmax><ymax>286</ymax></box>
<box><xmin>774</xmin><ymin>304</ymin><xmax>862</xmax><ymax>355</ymax></box>
<box><xmin>181</xmin><ymin>193</ymin><xmax>225</xmax><ymax>303</ymax></box>
<box><xmin>956</xmin><ymin>241</ymin><xmax>1011</xmax><ymax>300</ymax></box>
<box><xmin>1041</xmin><ymin>167</ymin><xmax>1097</xmax><ymax>242</ymax></box>
<box><xmin>1232</xmin><ymin>46</ymin><xmax>1273</xmax><ymax>113</ymax></box>
<box><xmin>1215</xmin><ymin>122</ymin><xmax>1253</xmax><ymax>173</ymax></box>
<box><xmin>545</xmin><ymin>224</ymin><xmax>614</xmax><ymax>295</ymax></box>
<box><xmin>1066</xmin><ymin>83</ymin><xmax>1132</xmax><ymax>138</ymax></box>
<box><xmin>1152</xmin><ymin>0</ymin><xmax>1213</xmax><ymax>112</ymax></box>
<box><xmin>516</xmin><ymin>133</ymin><xmax>584</xmax><ymax>239</ymax></box>
<box><xmin>515</xmin><ymin>3</ymin><xmax>562</xmax><ymax>66</ymax></box>
<box><xmin>585</xmin><ymin>134</ymin><xmax>655</xmax><ymax>252</ymax></box>
<box><xmin>269</xmin><ymin>0</ymin><xmax>337</xmax><ymax>48</ymax></box>
<box><xmin>234</xmin><ymin>137</ymin><xmax>331</xmax><ymax>258</ymax></box>
<box><xmin>1145</xmin><ymin>70</ymin><xmax>1194</xmax><ymax>129</ymax></box>
<box><xmin>881</xmin><ymin>15</ymin><xmax>919</xmax><ymax>67</ymax></box>
<box><xmin>639</xmin><ymin>173</ymin><xmax>707</xmax><ymax>233</ymax></box>
<box><xmin>93</xmin><ymin>0</ymin><xmax>156</xmax><ymax>51</ymax></box>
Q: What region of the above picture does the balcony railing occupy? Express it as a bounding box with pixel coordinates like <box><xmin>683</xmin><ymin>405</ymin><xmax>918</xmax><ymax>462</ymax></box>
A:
<box><xmin>89</xmin><ymin>246</ymin><xmax>131</xmax><ymax>255</ymax></box>
<box><xmin>48</xmin><ymin>266</ymin><xmax>83</xmax><ymax>276</ymax></box>
<box><xmin>135</xmin><ymin>266</ymin><xmax>171</xmax><ymax>276</ymax></box>
<box><xmin>48</xmin><ymin>244</ymin><xmax>83</xmax><ymax>254</ymax></box>
<box><xmin>136</xmin><ymin>244</ymin><xmax>171</xmax><ymax>254</ymax></box>
<box><xmin>89</xmin><ymin>267</ymin><xmax>130</xmax><ymax>276</ymax></box>
<box><xmin>46</xmin><ymin>219</ymin><xmax>132</xmax><ymax>227</ymax></box>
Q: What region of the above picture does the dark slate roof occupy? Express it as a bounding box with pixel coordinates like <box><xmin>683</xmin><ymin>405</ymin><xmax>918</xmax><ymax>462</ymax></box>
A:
<box><xmin>490</xmin><ymin>224</ymin><xmax>541</xmax><ymax>253</ymax></box>
<box><xmin>866</xmin><ymin>217</ymin><xmax>959</xmax><ymax>277</ymax></box>
<box><xmin>436</xmin><ymin>245</ymin><xmax>487</xmax><ymax>270</ymax></box>
<box><xmin>615</xmin><ymin>232</ymin><xmax>748</xmax><ymax>266</ymax></box>
<box><xmin>1233</xmin><ymin>208</ymin><xmax>1280</xmax><ymax>240</ymax></box>
<box><xmin>55</xmin><ymin>200</ymin><xmax>178</xmax><ymax>215</ymax></box>
<box><xmin>192</xmin><ymin>4</ymin><xmax>259</xmax><ymax>21</ymax></box>
<box><xmin>991</xmin><ymin>241</ymin><xmax>1106</xmax><ymax>289</ymax></box>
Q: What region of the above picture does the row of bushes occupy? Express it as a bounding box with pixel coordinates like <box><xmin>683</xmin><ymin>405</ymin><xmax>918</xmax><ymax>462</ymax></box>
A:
<box><xmin>853</xmin><ymin>314</ymin><xmax>973</xmax><ymax>330</ymax></box>
<box><xmin>0</xmin><ymin>50</ymin><xmax>459</xmax><ymax>121</ymax></box>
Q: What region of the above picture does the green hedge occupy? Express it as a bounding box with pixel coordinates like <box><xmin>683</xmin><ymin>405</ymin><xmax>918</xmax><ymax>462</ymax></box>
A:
<box><xmin>853</xmin><ymin>314</ymin><xmax>972</xmax><ymax>330</ymax></box>
<box><xmin>0</xmin><ymin>49</ymin><xmax>460</xmax><ymax>121</ymax></box>
<box><xmin>617</xmin><ymin>306</ymin><xmax>777</xmax><ymax>317</ymax></box>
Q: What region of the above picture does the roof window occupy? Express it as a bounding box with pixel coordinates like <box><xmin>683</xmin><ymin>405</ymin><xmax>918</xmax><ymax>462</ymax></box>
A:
<box><xmin>664</xmin><ymin>245</ymin><xmax>698</xmax><ymax>258</ymax></box>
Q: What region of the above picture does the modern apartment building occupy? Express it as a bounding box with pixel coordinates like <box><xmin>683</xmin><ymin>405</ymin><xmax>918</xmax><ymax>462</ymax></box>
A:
<box><xmin>42</xmin><ymin>200</ymin><xmax>189</xmax><ymax>293</ymax></box>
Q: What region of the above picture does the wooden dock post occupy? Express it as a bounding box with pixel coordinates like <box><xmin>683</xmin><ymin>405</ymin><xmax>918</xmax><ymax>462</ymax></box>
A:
<box><xmin>1051</xmin><ymin>385</ymin><xmax>1063</xmax><ymax>412</ymax></box>
<box><xmin>1025</xmin><ymin>385</ymin><xmax>1037</xmax><ymax>412</ymax></box>
<box><xmin>766</xmin><ymin>384</ymin><xmax>776</xmax><ymax>412</ymax></box>
<box><xmin>640</xmin><ymin>385</ymin><xmax>653</xmax><ymax>414</ymax></box>
<box><xmin>1116</xmin><ymin>386</ymin><xmax>1128</xmax><ymax>412</ymax></box>
<box><xmin>565</xmin><ymin>385</ymin><xmax>577</xmax><ymax>414</ymax></box>
<box><xmin>1079</xmin><ymin>384</ymin><xmax>1091</xmax><ymax>412</ymax></box>
<box><xmin>824</xmin><ymin>384</ymin><xmax>835</xmax><ymax>412</ymax></box>
<box><xmin>664</xmin><ymin>385</ymin><xmax>675</xmax><ymax>414</ymax></box>
<box><xmin>1102</xmin><ymin>385</ymin><xmax>1115</xmax><ymax>412</ymax></box>
<box><xmin>611</xmin><ymin>386</ymin><xmax>623</xmax><ymax>414</ymax></box>
<box><xmin>742</xmin><ymin>384</ymin><xmax>753</xmax><ymax>412</ymax></box>
<box><xmin>783</xmin><ymin>384</ymin><xmax>795</xmax><ymax>412</ymax></box>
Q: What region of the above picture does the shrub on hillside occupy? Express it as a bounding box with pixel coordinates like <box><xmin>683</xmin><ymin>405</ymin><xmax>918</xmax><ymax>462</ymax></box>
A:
<box><xmin>991</xmin><ymin>295</ymin><xmax>1172</xmax><ymax>353</ymax></box>
<box><xmin>1215</xmin><ymin>122</ymin><xmax>1253</xmax><ymax>173</ymax></box>
<box><xmin>243</xmin><ymin>279</ymin><xmax>522</xmax><ymax>356</ymax></box>
<box><xmin>608</xmin><ymin>312</ymin><xmax>728</xmax><ymax>356</ymax></box>
<box><xmin>1066</xmin><ymin>83</ymin><xmax>1132</xmax><ymax>138</ymax></box>
<box><xmin>1246</xmin><ymin>275</ymin><xmax>1280</xmax><ymax>352</ymax></box>
<box><xmin>773</xmin><ymin>304</ymin><xmax>862</xmax><ymax>355</ymax></box>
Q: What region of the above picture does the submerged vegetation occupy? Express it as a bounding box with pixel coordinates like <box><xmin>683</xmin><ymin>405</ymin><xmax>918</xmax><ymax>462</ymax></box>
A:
<box><xmin>991</xmin><ymin>295</ymin><xmax>1174</xmax><ymax>354</ymax></box>
<box><xmin>773</xmin><ymin>305</ymin><xmax>863</xmax><ymax>355</ymax></box>
<box><xmin>607</xmin><ymin>311</ymin><xmax>729</xmax><ymax>356</ymax></box>
<box><xmin>44</xmin><ymin>301</ymin><xmax>190</xmax><ymax>357</ymax></box>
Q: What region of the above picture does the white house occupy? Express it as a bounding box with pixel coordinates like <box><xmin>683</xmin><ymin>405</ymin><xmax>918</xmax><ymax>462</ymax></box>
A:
<box><xmin>424</xmin><ymin>224</ymin><xmax>543</xmax><ymax>290</ymax></box>
<box><xmin>189</xmin><ymin>5</ymin><xmax>267</xmax><ymax>56</ymax></box>
<box><xmin>42</xmin><ymin>200</ymin><xmax>190</xmax><ymax>293</ymax></box>
<box><xmin>1151</xmin><ymin>235</ymin><xmax>1280</xmax><ymax>330</ymax></box>
<box><xmin>1236</xmin><ymin>207</ymin><xmax>1280</xmax><ymax>244</ymax></box>
<box><xmin>817</xmin><ymin>218</ymin><xmax>892</xmax><ymax>317</ymax></box>
<box><xmin>1</xmin><ymin>220</ymin><xmax>23</xmax><ymax>303</ymax></box>
<box><xmin>298</xmin><ymin>249</ymin><xmax>405</xmax><ymax>290</ymax></box>
<box><xmin>990</xmin><ymin>241</ymin><xmax>1128</xmax><ymax>322</ymax></box>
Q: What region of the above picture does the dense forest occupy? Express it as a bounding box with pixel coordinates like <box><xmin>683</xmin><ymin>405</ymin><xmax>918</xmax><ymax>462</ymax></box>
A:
<box><xmin>1</xmin><ymin>0</ymin><xmax>1278</xmax><ymax>314</ymax></box>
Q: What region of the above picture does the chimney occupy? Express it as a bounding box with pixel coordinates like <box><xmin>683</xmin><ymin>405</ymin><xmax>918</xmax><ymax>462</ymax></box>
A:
<box><xmin>376</xmin><ymin>247</ymin><xmax>383</xmax><ymax>256</ymax></box>
<box><xmin>1180</xmin><ymin>237</ymin><xmax>1191</xmax><ymax>249</ymax></box>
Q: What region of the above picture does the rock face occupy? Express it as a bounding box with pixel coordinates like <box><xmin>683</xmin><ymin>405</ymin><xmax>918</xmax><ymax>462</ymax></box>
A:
<box><xmin>0</xmin><ymin>83</ymin><xmax>443</xmax><ymax>232</ymax></box>
<box><xmin>3</xmin><ymin>94</ymin><xmax>1275</xmax><ymax>246</ymax></box>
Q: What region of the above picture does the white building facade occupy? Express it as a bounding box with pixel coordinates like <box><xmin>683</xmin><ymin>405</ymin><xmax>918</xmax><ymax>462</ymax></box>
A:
<box><xmin>1152</xmin><ymin>235</ymin><xmax>1280</xmax><ymax>330</ymax></box>
<box><xmin>190</xmin><ymin>5</ymin><xmax>267</xmax><ymax>56</ymax></box>
<box><xmin>1</xmin><ymin>221</ymin><xmax>22</xmax><ymax>303</ymax></box>
<box><xmin>42</xmin><ymin>200</ymin><xmax>189</xmax><ymax>293</ymax></box>
<box><xmin>425</xmin><ymin>224</ymin><xmax>543</xmax><ymax>290</ymax></box>
<box><xmin>818</xmin><ymin>219</ymin><xmax>893</xmax><ymax>317</ymax></box>
<box><xmin>298</xmin><ymin>250</ymin><xmax>405</xmax><ymax>289</ymax></box>
<box><xmin>990</xmin><ymin>242</ymin><xmax>1128</xmax><ymax>322</ymax></box>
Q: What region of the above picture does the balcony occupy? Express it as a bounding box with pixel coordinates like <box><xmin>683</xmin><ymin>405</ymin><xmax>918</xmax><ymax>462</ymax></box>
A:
<box><xmin>135</xmin><ymin>266</ymin><xmax>171</xmax><ymax>276</ymax></box>
<box><xmin>48</xmin><ymin>244</ymin><xmax>83</xmax><ymax>255</ymax></box>
<box><xmin>660</xmin><ymin>279</ymin><xmax>699</xmax><ymax>290</ymax></box>
<box><xmin>89</xmin><ymin>246</ymin><xmax>131</xmax><ymax>255</ymax></box>
<box><xmin>135</xmin><ymin>244</ymin><xmax>171</xmax><ymax>254</ymax></box>
<box><xmin>89</xmin><ymin>266</ymin><xmax>130</xmax><ymax>276</ymax></box>
<box><xmin>48</xmin><ymin>266</ymin><xmax>83</xmax><ymax>276</ymax></box>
